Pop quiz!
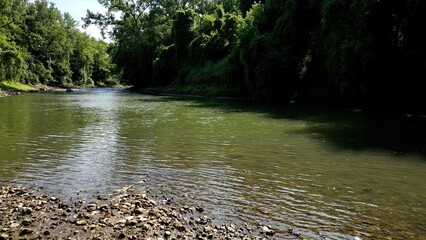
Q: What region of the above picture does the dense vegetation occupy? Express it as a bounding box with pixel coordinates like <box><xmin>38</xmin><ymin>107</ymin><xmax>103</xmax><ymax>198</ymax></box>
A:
<box><xmin>2</xmin><ymin>0</ymin><xmax>424</xmax><ymax>112</ymax></box>
<box><xmin>83</xmin><ymin>0</ymin><xmax>425</xmax><ymax>112</ymax></box>
<box><xmin>0</xmin><ymin>0</ymin><xmax>116</xmax><ymax>88</ymax></box>
<box><xmin>86</xmin><ymin>0</ymin><xmax>426</xmax><ymax>110</ymax></box>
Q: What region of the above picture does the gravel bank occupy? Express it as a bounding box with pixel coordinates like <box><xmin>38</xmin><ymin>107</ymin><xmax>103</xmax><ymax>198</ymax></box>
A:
<box><xmin>0</xmin><ymin>186</ymin><xmax>282</xmax><ymax>240</ymax></box>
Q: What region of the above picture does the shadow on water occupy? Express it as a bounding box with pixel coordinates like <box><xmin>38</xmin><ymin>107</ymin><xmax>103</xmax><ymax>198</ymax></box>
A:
<box><xmin>147</xmin><ymin>95</ymin><xmax>426</xmax><ymax>156</ymax></box>
<box><xmin>137</xmin><ymin>97</ymin><xmax>183</xmax><ymax>103</ymax></box>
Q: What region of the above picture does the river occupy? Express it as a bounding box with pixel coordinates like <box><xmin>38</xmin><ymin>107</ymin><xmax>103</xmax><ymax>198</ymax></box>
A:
<box><xmin>0</xmin><ymin>88</ymin><xmax>425</xmax><ymax>239</ymax></box>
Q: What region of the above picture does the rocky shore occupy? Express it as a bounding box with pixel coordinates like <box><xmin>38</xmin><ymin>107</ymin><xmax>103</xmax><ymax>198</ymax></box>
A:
<box><xmin>0</xmin><ymin>186</ymin><xmax>279</xmax><ymax>240</ymax></box>
<box><xmin>0</xmin><ymin>91</ymin><xmax>21</xmax><ymax>98</ymax></box>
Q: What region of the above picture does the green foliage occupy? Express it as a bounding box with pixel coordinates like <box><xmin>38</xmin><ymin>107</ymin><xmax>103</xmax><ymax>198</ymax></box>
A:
<box><xmin>81</xmin><ymin>0</ymin><xmax>426</xmax><ymax>111</ymax></box>
<box><xmin>152</xmin><ymin>44</ymin><xmax>177</xmax><ymax>86</ymax></box>
<box><xmin>0</xmin><ymin>0</ymin><xmax>115</xmax><ymax>88</ymax></box>
<box><xmin>182</xmin><ymin>52</ymin><xmax>243</xmax><ymax>97</ymax></box>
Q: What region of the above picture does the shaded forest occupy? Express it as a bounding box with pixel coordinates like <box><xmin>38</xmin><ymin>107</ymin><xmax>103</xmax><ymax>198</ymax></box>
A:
<box><xmin>2</xmin><ymin>0</ymin><xmax>425</xmax><ymax>112</ymax></box>
<box><xmin>85</xmin><ymin>0</ymin><xmax>425</xmax><ymax>112</ymax></box>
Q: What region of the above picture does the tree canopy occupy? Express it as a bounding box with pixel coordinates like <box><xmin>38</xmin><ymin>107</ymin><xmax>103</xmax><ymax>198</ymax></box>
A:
<box><xmin>0</xmin><ymin>0</ymin><xmax>117</xmax><ymax>87</ymax></box>
<box><xmin>84</xmin><ymin>0</ymin><xmax>425</xmax><ymax>112</ymax></box>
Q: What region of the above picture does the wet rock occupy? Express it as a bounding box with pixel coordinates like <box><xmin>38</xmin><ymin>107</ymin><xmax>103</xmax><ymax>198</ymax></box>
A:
<box><xmin>260</xmin><ymin>226</ymin><xmax>275</xmax><ymax>236</ymax></box>
<box><xmin>195</xmin><ymin>216</ymin><xmax>209</xmax><ymax>225</ymax></box>
<box><xmin>195</xmin><ymin>206</ymin><xmax>204</xmax><ymax>213</ymax></box>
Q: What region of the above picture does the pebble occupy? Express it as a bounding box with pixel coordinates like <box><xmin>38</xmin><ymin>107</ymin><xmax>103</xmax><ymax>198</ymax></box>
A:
<box><xmin>0</xmin><ymin>233</ymin><xmax>9</xmax><ymax>240</ymax></box>
<box><xmin>10</xmin><ymin>222</ymin><xmax>20</xmax><ymax>228</ymax></box>
<box><xmin>260</xmin><ymin>226</ymin><xmax>275</xmax><ymax>236</ymax></box>
<box><xmin>86</xmin><ymin>204</ymin><xmax>98</xmax><ymax>212</ymax></box>
<box><xmin>133</xmin><ymin>208</ymin><xmax>144</xmax><ymax>215</ymax></box>
<box><xmin>99</xmin><ymin>204</ymin><xmax>109</xmax><ymax>211</ymax></box>
<box><xmin>19</xmin><ymin>228</ymin><xmax>33</xmax><ymax>235</ymax></box>
<box><xmin>76</xmin><ymin>220</ymin><xmax>88</xmax><ymax>226</ymax></box>
<box><xmin>20</xmin><ymin>207</ymin><xmax>33</xmax><ymax>215</ymax></box>
<box><xmin>22</xmin><ymin>219</ymin><xmax>32</xmax><ymax>226</ymax></box>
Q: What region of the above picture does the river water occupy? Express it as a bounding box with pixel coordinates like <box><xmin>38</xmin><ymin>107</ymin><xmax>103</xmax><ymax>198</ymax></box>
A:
<box><xmin>0</xmin><ymin>88</ymin><xmax>425</xmax><ymax>239</ymax></box>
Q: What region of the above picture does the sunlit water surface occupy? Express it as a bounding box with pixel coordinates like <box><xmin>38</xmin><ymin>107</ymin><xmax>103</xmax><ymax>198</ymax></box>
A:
<box><xmin>0</xmin><ymin>89</ymin><xmax>425</xmax><ymax>239</ymax></box>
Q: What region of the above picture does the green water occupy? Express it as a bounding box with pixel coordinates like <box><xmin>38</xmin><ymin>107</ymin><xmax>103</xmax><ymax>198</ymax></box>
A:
<box><xmin>1</xmin><ymin>89</ymin><xmax>425</xmax><ymax>239</ymax></box>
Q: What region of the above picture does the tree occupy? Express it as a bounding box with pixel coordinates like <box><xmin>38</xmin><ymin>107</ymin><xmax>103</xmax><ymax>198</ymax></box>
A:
<box><xmin>0</xmin><ymin>0</ymin><xmax>28</xmax><ymax>82</ymax></box>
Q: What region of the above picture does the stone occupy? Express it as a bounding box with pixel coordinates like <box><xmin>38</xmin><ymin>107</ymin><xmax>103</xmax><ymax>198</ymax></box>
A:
<box><xmin>20</xmin><ymin>207</ymin><xmax>33</xmax><ymax>215</ymax></box>
<box><xmin>99</xmin><ymin>204</ymin><xmax>109</xmax><ymax>211</ymax></box>
<box><xmin>22</xmin><ymin>218</ymin><xmax>32</xmax><ymax>226</ymax></box>
<box><xmin>10</xmin><ymin>222</ymin><xmax>20</xmax><ymax>228</ymax></box>
<box><xmin>260</xmin><ymin>225</ymin><xmax>275</xmax><ymax>236</ymax></box>
<box><xmin>86</xmin><ymin>204</ymin><xmax>97</xmax><ymax>212</ymax></box>
<box><xmin>0</xmin><ymin>233</ymin><xmax>9</xmax><ymax>240</ymax></box>
<box><xmin>20</xmin><ymin>228</ymin><xmax>33</xmax><ymax>235</ymax></box>
<box><xmin>126</xmin><ymin>220</ymin><xmax>138</xmax><ymax>226</ymax></box>
<box><xmin>195</xmin><ymin>206</ymin><xmax>204</xmax><ymax>213</ymax></box>
<box><xmin>175</xmin><ymin>223</ymin><xmax>186</xmax><ymax>232</ymax></box>
<box><xmin>76</xmin><ymin>220</ymin><xmax>88</xmax><ymax>226</ymax></box>
<box><xmin>133</xmin><ymin>208</ymin><xmax>144</xmax><ymax>215</ymax></box>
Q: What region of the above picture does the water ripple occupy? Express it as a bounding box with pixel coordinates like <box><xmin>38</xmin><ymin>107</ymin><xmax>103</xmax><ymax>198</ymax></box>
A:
<box><xmin>0</xmin><ymin>89</ymin><xmax>425</xmax><ymax>240</ymax></box>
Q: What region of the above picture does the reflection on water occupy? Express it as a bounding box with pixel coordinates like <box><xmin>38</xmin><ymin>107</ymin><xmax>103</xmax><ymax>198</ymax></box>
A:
<box><xmin>0</xmin><ymin>88</ymin><xmax>425</xmax><ymax>239</ymax></box>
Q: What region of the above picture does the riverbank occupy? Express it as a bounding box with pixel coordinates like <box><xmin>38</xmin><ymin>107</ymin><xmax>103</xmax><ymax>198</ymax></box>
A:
<box><xmin>0</xmin><ymin>81</ymin><xmax>54</xmax><ymax>98</ymax></box>
<box><xmin>0</xmin><ymin>186</ymin><xmax>283</xmax><ymax>239</ymax></box>
<box><xmin>0</xmin><ymin>91</ymin><xmax>20</xmax><ymax>98</ymax></box>
<box><xmin>0</xmin><ymin>81</ymin><xmax>127</xmax><ymax>98</ymax></box>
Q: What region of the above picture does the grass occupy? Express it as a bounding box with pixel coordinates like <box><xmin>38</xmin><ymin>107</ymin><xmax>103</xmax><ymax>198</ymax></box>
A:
<box><xmin>0</xmin><ymin>81</ymin><xmax>36</xmax><ymax>92</ymax></box>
